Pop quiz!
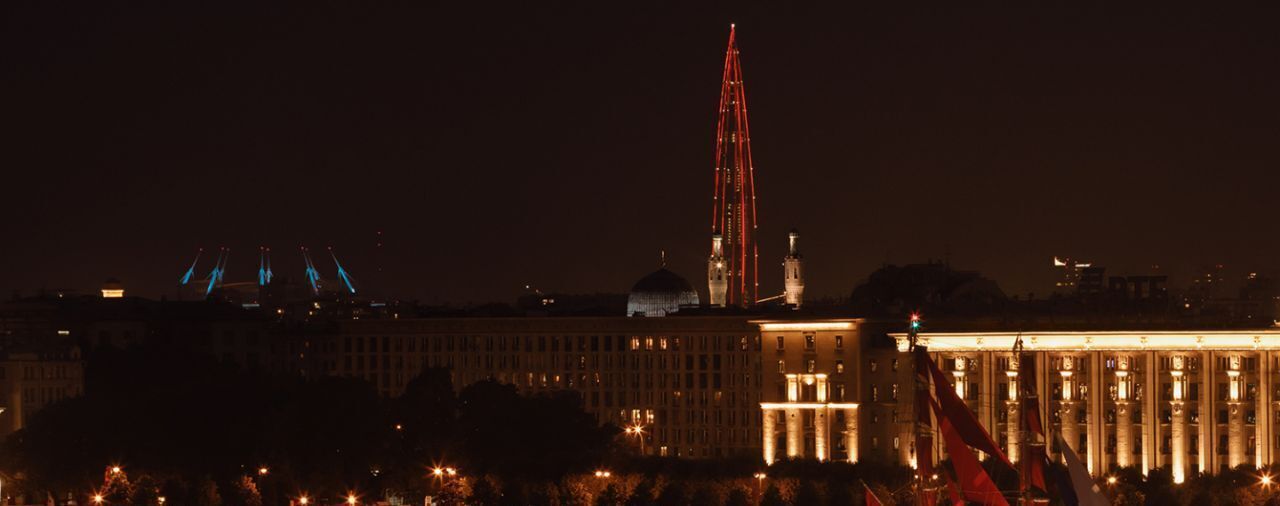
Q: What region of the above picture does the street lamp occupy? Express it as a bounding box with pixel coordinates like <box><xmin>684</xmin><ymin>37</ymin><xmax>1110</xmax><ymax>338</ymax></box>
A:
<box><xmin>347</xmin><ymin>492</ymin><xmax>358</xmax><ymax>505</ymax></box>
<box><xmin>1106</xmin><ymin>476</ymin><xmax>1118</xmax><ymax>486</ymax></box>
<box><xmin>594</xmin><ymin>470</ymin><xmax>611</xmax><ymax>478</ymax></box>
<box><xmin>298</xmin><ymin>496</ymin><xmax>310</xmax><ymax>505</ymax></box>
<box><xmin>753</xmin><ymin>472</ymin><xmax>766</xmax><ymax>500</ymax></box>
<box><xmin>258</xmin><ymin>466</ymin><xmax>269</xmax><ymax>476</ymax></box>
<box><xmin>158</xmin><ymin>497</ymin><xmax>166</xmax><ymax>505</ymax></box>
<box><xmin>1261</xmin><ymin>473</ymin><xmax>1274</xmax><ymax>488</ymax></box>
<box><xmin>110</xmin><ymin>466</ymin><xmax>122</xmax><ymax>475</ymax></box>
<box><xmin>625</xmin><ymin>425</ymin><xmax>647</xmax><ymax>455</ymax></box>
<box><xmin>92</xmin><ymin>494</ymin><xmax>104</xmax><ymax>505</ymax></box>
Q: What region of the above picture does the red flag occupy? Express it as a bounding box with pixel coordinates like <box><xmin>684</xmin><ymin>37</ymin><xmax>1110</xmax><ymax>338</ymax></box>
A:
<box><xmin>1021</xmin><ymin>443</ymin><xmax>1048</xmax><ymax>492</ymax></box>
<box><xmin>1019</xmin><ymin>353</ymin><xmax>1045</xmax><ymax>437</ymax></box>
<box><xmin>919</xmin><ymin>349</ymin><xmax>1014</xmax><ymax>469</ymax></box>
<box><xmin>863</xmin><ymin>483</ymin><xmax>883</xmax><ymax>506</ymax></box>
<box><xmin>945</xmin><ymin>474</ymin><xmax>965</xmax><ymax>506</ymax></box>
<box><xmin>929</xmin><ymin>396</ymin><xmax>1011</xmax><ymax>506</ymax></box>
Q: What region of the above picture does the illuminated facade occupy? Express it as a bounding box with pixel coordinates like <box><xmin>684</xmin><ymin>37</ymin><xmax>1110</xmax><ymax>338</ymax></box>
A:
<box><xmin>892</xmin><ymin>330</ymin><xmax>1280</xmax><ymax>482</ymax></box>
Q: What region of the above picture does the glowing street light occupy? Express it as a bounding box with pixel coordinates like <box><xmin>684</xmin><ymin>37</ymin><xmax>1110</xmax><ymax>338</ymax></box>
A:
<box><xmin>446</xmin><ymin>467</ymin><xmax>457</xmax><ymax>476</ymax></box>
<box><xmin>92</xmin><ymin>494</ymin><xmax>104</xmax><ymax>505</ymax></box>
<box><xmin>158</xmin><ymin>497</ymin><xmax>166</xmax><ymax>505</ymax></box>
<box><xmin>432</xmin><ymin>467</ymin><xmax>445</xmax><ymax>477</ymax></box>
<box><xmin>625</xmin><ymin>425</ymin><xmax>647</xmax><ymax>455</ymax></box>
<box><xmin>110</xmin><ymin>466</ymin><xmax>122</xmax><ymax>475</ymax></box>
<box><xmin>594</xmin><ymin>470</ymin><xmax>611</xmax><ymax>478</ymax></box>
<box><xmin>258</xmin><ymin>466</ymin><xmax>269</xmax><ymax>476</ymax></box>
<box><xmin>1106</xmin><ymin>476</ymin><xmax>1118</xmax><ymax>486</ymax></box>
<box><xmin>298</xmin><ymin>496</ymin><xmax>310</xmax><ymax>505</ymax></box>
<box><xmin>1261</xmin><ymin>473</ymin><xmax>1274</xmax><ymax>488</ymax></box>
<box><xmin>347</xmin><ymin>493</ymin><xmax>358</xmax><ymax>505</ymax></box>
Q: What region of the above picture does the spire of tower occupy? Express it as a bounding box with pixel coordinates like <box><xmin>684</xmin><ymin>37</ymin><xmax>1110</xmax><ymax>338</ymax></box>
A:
<box><xmin>709</xmin><ymin>24</ymin><xmax>760</xmax><ymax>306</ymax></box>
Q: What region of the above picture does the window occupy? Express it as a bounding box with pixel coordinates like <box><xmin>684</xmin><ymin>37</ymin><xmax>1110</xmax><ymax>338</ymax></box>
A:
<box><xmin>835</xmin><ymin>335</ymin><xmax>844</xmax><ymax>349</ymax></box>
<box><xmin>805</xmin><ymin>335</ymin><xmax>815</xmax><ymax>350</ymax></box>
<box><xmin>778</xmin><ymin>360</ymin><xmax>786</xmax><ymax>373</ymax></box>
<box><xmin>892</xmin><ymin>359</ymin><xmax>899</xmax><ymax>371</ymax></box>
<box><xmin>806</xmin><ymin>359</ymin><xmax>816</xmax><ymax>373</ymax></box>
<box><xmin>836</xmin><ymin>360</ymin><xmax>845</xmax><ymax>374</ymax></box>
<box><xmin>776</xmin><ymin>337</ymin><xmax>784</xmax><ymax>350</ymax></box>
<box><xmin>870</xmin><ymin>360</ymin><xmax>878</xmax><ymax>373</ymax></box>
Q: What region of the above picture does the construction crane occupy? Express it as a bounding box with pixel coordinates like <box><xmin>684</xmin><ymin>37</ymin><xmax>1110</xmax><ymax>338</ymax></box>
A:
<box><xmin>258</xmin><ymin>247</ymin><xmax>273</xmax><ymax>286</ymax></box>
<box><xmin>179</xmin><ymin>248</ymin><xmax>203</xmax><ymax>286</ymax></box>
<box><xmin>202</xmin><ymin>248</ymin><xmax>229</xmax><ymax>297</ymax></box>
<box><xmin>328</xmin><ymin>247</ymin><xmax>357</xmax><ymax>294</ymax></box>
<box><xmin>301</xmin><ymin>247</ymin><xmax>322</xmax><ymax>296</ymax></box>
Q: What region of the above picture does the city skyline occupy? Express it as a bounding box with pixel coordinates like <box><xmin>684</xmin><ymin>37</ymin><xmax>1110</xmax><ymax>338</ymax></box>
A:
<box><xmin>5</xmin><ymin>4</ymin><xmax>1280</xmax><ymax>304</ymax></box>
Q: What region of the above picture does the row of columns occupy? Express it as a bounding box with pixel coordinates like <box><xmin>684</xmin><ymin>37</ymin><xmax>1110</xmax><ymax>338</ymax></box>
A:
<box><xmin>940</xmin><ymin>350</ymin><xmax>1276</xmax><ymax>481</ymax></box>
<box><xmin>761</xmin><ymin>373</ymin><xmax>859</xmax><ymax>464</ymax></box>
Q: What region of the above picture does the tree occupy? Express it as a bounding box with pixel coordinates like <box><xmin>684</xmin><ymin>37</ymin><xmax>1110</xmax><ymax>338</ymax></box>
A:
<box><xmin>458</xmin><ymin>381</ymin><xmax>617</xmax><ymax>481</ymax></box>
<box><xmin>434</xmin><ymin>479</ymin><xmax>468</xmax><ymax>506</ymax></box>
<box><xmin>626</xmin><ymin>479</ymin><xmax>656</xmax><ymax>506</ymax></box>
<box><xmin>194</xmin><ymin>476</ymin><xmax>221</xmax><ymax>506</ymax></box>
<box><xmin>596</xmin><ymin>484</ymin><xmax>624</xmax><ymax>506</ymax></box>
<box><xmin>724</xmin><ymin>488</ymin><xmax>750</xmax><ymax>506</ymax></box>
<box><xmin>227</xmin><ymin>476</ymin><xmax>262</xmax><ymax>506</ymax></box>
<box><xmin>656</xmin><ymin>482</ymin><xmax>689</xmax><ymax>506</ymax></box>
<box><xmin>469</xmin><ymin>476</ymin><xmax>502</xmax><ymax>506</ymax></box>
<box><xmin>793</xmin><ymin>481</ymin><xmax>821</xmax><ymax>506</ymax></box>
<box><xmin>690</xmin><ymin>485</ymin><xmax>721</xmax><ymax>506</ymax></box>
<box><xmin>760</xmin><ymin>484</ymin><xmax>786</xmax><ymax>506</ymax></box>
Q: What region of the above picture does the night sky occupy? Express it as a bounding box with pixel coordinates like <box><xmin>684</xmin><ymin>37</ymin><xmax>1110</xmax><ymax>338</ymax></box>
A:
<box><xmin>5</xmin><ymin>3</ymin><xmax>1280</xmax><ymax>304</ymax></box>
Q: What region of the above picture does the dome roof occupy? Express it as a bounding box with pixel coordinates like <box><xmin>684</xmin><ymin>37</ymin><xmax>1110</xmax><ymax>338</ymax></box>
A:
<box><xmin>627</xmin><ymin>268</ymin><xmax>700</xmax><ymax>317</ymax></box>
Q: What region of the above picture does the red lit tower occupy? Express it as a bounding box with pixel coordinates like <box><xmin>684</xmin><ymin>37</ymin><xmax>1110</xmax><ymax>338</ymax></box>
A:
<box><xmin>708</xmin><ymin>24</ymin><xmax>759</xmax><ymax>307</ymax></box>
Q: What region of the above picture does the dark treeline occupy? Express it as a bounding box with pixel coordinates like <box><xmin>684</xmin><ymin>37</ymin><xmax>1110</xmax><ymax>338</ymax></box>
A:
<box><xmin>0</xmin><ymin>344</ymin><xmax>616</xmax><ymax>504</ymax></box>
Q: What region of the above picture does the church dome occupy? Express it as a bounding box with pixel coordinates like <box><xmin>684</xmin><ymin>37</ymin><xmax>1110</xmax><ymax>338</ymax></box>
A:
<box><xmin>627</xmin><ymin>268</ymin><xmax>700</xmax><ymax>317</ymax></box>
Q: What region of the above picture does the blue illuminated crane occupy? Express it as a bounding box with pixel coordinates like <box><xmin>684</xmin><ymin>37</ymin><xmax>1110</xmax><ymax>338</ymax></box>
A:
<box><xmin>328</xmin><ymin>247</ymin><xmax>357</xmax><ymax>294</ymax></box>
<box><xmin>202</xmin><ymin>248</ymin><xmax>229</xmax><ymax>297</ymax></box>
<box><xmin>258</xmin><ymin>247</ymin><xmax>273</xmax><ymax>286</ymax></box>
<box><xmin>179</xmin><ymin>248</ymin><xmax>203</xmax><ymax>286</ymax></box>
<box><xmin>301</xmin><ymin>247</ymin><xmax>322</xmax><ymax>296</ymax></box>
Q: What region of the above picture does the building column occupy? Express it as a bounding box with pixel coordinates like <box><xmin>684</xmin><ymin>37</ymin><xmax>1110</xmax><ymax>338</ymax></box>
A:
<box><xmin>1060</xmin><ymin>357</ymin><xmax>1079</xmax><ymax>458</ymax></box>
<box><xmin>1170</xmin><ymin>359</ymin><xmax>1188</xmax><ymax>484</ymax></box>
<box><xmin>1089</xmin><ymin>351</ymin><xmax>1104</xmax><ymax>475</ymax></box>
<box><xmin>785</xmin><ymin>407</ymin><xmax>803</xmax><ymax>459</ymax></box>
<box><xmin>814</xmin><ymin>406</ymin><xmax>829</xmax><ymax>461</ymax></box>
<box><xmin>1201</xmin><ymin>350</ymin><xmax>1213</xmax><ymax>474</ymax></box>
<box><xmin>1228</xmin><ymin>358</ymin><xmax>1246</xmax><ymax>468</ymax></box>
<box><xmin>1260</xmin><ymin>351</ymin><xmax>1273</xmax><ymax>468</ymax></box>
<box><xmin>1116</xmin><ymin>365</ymin><xmax>1134</xmax><ymax>468</ymax></box>
<box><xmin>845</xmin><ymin>406</ymin><xmax>859</xmax><ymax>463</ymax></box>
<box><xmin>1006</xmin><ymin>363</ymin><xmax>1020</xmax><ymax>463</ymax></box>
<box><xmin>1144</xmin><ymin>351</ymin><xmax>1159</xmax><ymax>474</ymax></box>
<box><xmin>762</xmin><ymin>408</ymin><xmax>777</xmax><ymax>465</ymax></box>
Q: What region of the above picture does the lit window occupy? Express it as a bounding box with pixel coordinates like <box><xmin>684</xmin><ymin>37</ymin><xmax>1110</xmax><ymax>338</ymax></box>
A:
<box><xmin>806</xmin><ymin>359</ymin><xmax>816</xmax><ymax>373</ymax></box>
<box><xmin>836</xmin><ymin>360</ymin><xmax>844</xmax><ymax>374</ymax></box>
<box><xmin>835</xmin><ymin>335</ymin><xmax>843</xmax><ymax>349</ymax></box>
<box><xmin>805</xmin><ymin>335</ymin><xmax>815</xmax><ymax>350</ymax></box>
<box><xmin>778</xmin><ymin>360</ymin><xmax>786</xmax><ymax>373</ymax></box>
<box><xmin>870</xmin><ymin>360</ymin><xmax>878</xmax><ymax>373</ymax></box>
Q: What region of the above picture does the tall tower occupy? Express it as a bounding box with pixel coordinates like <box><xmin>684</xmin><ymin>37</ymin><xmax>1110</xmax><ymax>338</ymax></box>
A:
<box><xmin>709</xmin><ymin>24</ymin><xmax>760</xmax><ymax>306</ymax></box>
<box><xmin>783</xmin><ymin>229</ymin><xmax>804</xmax><ymax>308</ymax></box>
<box><xmin>708</xmin><ymin>233</ymin><xmax>728</xmax><ymax>307</ymax></box>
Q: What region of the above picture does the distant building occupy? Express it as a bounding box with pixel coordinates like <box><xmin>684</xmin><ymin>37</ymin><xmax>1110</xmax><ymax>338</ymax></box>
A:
<box><xmin>1052</xmin><ymin>257</ymin><xmax>1092</xmax><ymax>294</ymax></box>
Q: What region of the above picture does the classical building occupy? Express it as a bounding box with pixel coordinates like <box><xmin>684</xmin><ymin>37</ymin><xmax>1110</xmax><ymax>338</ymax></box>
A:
<box><xmin>892</xmin><ymin>329</ymin><xmax>1280</xmax><ymax>483</ymax></box>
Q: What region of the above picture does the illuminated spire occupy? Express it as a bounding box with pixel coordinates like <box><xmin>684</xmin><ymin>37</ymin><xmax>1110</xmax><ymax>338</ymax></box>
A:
<box><xmin>709</xmin><ymin>24</ymin><xmax>760</xmax><ymax>306</ymax></box>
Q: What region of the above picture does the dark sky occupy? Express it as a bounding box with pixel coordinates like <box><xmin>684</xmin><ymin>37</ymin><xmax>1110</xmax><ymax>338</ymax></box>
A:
<box><xmin>4</xmin><ymin>3</ymin><xmax>1280</xmax><ymax>304</ymax></box>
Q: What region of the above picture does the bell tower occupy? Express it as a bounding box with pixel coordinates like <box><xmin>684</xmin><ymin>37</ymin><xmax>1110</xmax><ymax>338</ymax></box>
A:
<box><xmin>783</xmin><ymin>229</ymin><xmax>804</xmax><ymax>308</ymax></box>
